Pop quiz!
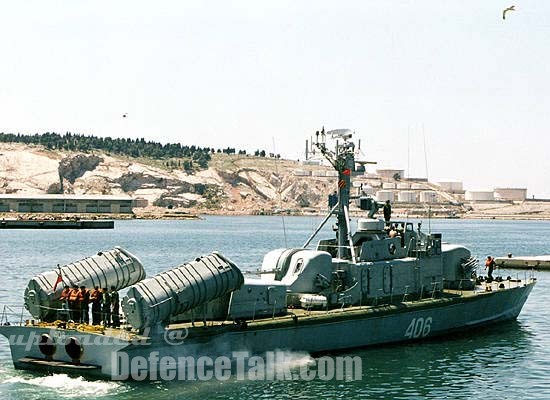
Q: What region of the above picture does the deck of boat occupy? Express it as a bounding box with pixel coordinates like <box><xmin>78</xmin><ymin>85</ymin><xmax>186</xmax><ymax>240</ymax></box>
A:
<box><xmin>19</xmin><ymin>279</ymin><xmax>532</xmax><ymax>340</ymax></box>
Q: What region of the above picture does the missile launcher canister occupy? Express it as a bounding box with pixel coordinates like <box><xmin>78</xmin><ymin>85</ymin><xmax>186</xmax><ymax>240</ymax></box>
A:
<box><xmin>24</xmin><ymin>247</ymin><xmax>146</xmax><ymax>320</ymax></box>
<box><xmin>122</xmin><ymin>252</ymin><xmax>244</xmax><ymax>330</ymax></box>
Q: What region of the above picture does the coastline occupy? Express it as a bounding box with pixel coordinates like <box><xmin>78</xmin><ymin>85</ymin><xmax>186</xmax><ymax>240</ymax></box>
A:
<box><xmin>4</xmin><ymin>201</ymin><xmax>550</xmax><ymax>222</ymax></box>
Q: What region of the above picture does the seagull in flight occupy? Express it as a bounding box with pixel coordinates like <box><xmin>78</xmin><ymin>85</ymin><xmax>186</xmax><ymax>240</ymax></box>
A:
<box><xmin>503</xmin><ymin>5</ymin><xmax>515</xmax><ymax>20</ymax></box>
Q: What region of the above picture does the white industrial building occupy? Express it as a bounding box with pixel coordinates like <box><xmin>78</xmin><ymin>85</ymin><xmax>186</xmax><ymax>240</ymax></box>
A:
<box><xmin>420</xmin><ymin>191</ymin><xmax>439</xmax><ymax>203</ymax></box>
<box><xmin>437</xmin><ymin>181</ymin><xmax>464</xmax><ymax>193</ymax></box>
<box><xmin>382</xmin><ymin>182</ymin><xmax>397</xmax><ymax>189</ymax></box>
<box><xmin>465</xmin><ymin>190</ymin><xmax>495</xmax><ymax>201</ymax></box>
<box><xmin>494</xmin><ymin>188</ymin><xmax>527</xmax><ymax>201</ymax></box>
<box><xmin>0</xmin><ymin>194</ymin><xmax>134</xmax><ymax>214</ymax></box>
<box><xmin>411</xmin><ymin>183</ymin><xmax>426</xmax><ymax>190</ymax></box>
<box><xmin>398</xmin><ymin>191</ymin><xmax>418</xmax><ymax>203</ymax></box>
<box><xmin>420</xmin><ymin>190</ymin><xmax>439</xmax><ymax>203</ymax></box>
<box><xmin>376</xmin><ymin>190</ymin><xmax>395</xmax><ymax>203</ymax></box>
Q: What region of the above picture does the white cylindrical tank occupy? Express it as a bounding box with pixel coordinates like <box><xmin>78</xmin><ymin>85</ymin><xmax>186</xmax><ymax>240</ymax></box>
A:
<box><xmin>122</xmin><ymin>253</ymin><xmax>244</xmax><ymax>330</ymax></box>
<box><xmin>382</xmin><ymin>182</ymin><xmax>396</xmax><ymax>189</ymax></box>
<box><xmin>420</xmin><ymin>191</ymin><xmax>439</xmax><ymax>203</ymax></box>
<box><xmin>376</xmin><ymin>190</ymin><xmax>395</xmax><ymax>203</ymax></box>
<box><xmin>465</xmin><ymin>190</ymin><xmax>495</xmax><ymax>201</ymax></box>
<box><xmin>325</xmin><ymin>171</ymin><xmax>339</xmax><ymax>177</ymax></box>
<box><xmin>437</xmin><ymin>181</ymin><xmax>463</xmax><ymax>192</ymax></box>
<box><xmin>494</xmin><ymin>188</ymin><xmax>527</xmax><ymax>201</ymax></box>
<box><xmin>312</xmin><ymin>170</ymin><xmax>326</xmax><ymax>177</ymax></box>
<box><xmin>398</xmin><ymin>191</ymin><xmax>418</xmax><ymax>203</ymax></box>
<box><xmin>24</xmin><ymin>247</ymin><xmax>146</xmax><ymax>320</ymax></box>
<box><xmin>293</xmin><ymin>170</ymin><xmax>311</xmax><ymax>176</ymax></box>
<box><xmin>411</xmin><ymin>183</ymin><xmax>425</xmax><ymax>190</ymax></box>
<box><xmin>361</xmin><ymin>186</ymin><xmax>376</xmax><ymax>195</ymax></box>
<box><xmin>396</xmin><ymin>183</ymin><xmax>410</xmax><ymax>189</ymax></box>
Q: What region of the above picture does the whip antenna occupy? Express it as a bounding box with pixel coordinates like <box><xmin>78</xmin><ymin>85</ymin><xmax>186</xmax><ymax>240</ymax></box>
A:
<box><xmin>272</xmin><ymin>137</ymin><xmax>288</xmax><ymax>247</ymax></box>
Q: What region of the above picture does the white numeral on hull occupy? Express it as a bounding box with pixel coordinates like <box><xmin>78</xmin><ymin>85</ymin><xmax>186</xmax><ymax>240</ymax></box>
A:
<box><xmin>404</xmin><ymin>317</ymin><xmax>432</xmax><ymax>339</ymax></box>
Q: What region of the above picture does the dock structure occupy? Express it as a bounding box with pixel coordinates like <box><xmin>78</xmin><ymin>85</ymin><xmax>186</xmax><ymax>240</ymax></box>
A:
<box><xmin>0</xmin><ymin>219</ymin><xmax>114</xmax><ymax>229</ymax></box>
<box><xmin>495</xmin><ymin>255</ymin><xmax>550</xmax><ymax>270</ymax></box>
<box><xmin>0</xmin><ymin>194</ymin><xmax>133</xmax><ymax>214</ymax></box>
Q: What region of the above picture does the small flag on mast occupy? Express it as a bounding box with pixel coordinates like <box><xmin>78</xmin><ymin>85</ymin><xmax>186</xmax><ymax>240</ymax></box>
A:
<box><xmin>52</xmin><ymin>265</ymin><xmax>63</xmax><ymax>291</ymax></box>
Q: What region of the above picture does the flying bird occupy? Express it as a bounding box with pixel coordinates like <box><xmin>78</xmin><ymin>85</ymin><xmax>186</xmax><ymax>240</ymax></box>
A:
<box><xmin>503</xmin><ymin>5</ymin><xmax>515</xmax><ymax>20</ymax></box>
<box><xmin>122</xmin><ymin>113</ymin><xmax>128</xmax><ymax>118</ymax></box>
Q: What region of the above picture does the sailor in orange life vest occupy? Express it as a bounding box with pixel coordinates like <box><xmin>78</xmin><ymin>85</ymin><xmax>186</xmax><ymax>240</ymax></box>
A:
<box><xmin>485</xmin><ymin>255</ymin><xmax>496</xmax><ymax>282</ymax></box>
<box><xmin>79</xmin><ymin>286</ymin><xmax>89</xmax><ymax>324</ymax></box>
<box><xmin>89</xmin><ymin>286</ymin><xmax>103</xmax><ymax>325</ymax></box>
<box><xmin>67</xmin><ymin>284</ymin><xmax>80</xmax><ymax>321</ymax></box>
<box><xmin>59</xmin><ymin>285</ymin><xmax>71</xmax><ymax>321</ymax></box>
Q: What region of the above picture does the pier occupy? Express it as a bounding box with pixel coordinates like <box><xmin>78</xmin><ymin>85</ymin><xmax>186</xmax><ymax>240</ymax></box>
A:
<box><xmin>495</xmin><ymin>255</ymin><xmax>550</xmax><ymax>270</ymax></box>
<box><xmin>0</xmin><ymin>219</ymin><xmax>114</xmax><ymax>229</ymax></box>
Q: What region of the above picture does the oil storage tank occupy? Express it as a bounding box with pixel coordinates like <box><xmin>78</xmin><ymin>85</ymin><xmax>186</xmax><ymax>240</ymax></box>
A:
<box><xmin>122</xmin><ymin>252</ymin><xmax>244</xmax><ymax>330</ymax></box>
<box><xmin>24</xmin><ymin>247</ymin><xmax>146</xmax><ymax>320</ymax></box>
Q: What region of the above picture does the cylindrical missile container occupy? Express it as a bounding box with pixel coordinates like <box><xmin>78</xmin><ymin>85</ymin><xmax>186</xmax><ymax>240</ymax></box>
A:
<box><xmin>24</xmin><ymin>247</ymin><xmax>146</xmax><ymax>320</ymax></box>
<box><xmin>122</xmin><ymin>252</ymin><xmax>244</xmax><ymax>330</ymax></box>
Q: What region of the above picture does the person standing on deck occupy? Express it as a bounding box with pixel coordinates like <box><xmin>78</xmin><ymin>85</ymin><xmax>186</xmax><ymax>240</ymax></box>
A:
<box><xmin>68</xmin><ymin>284</ymin><xmax>79</xmax><ymax>322</ymax></box>
<box><xmin>58</xmin><ymin>285</ymin><xmax>71</xmax><ymax>321</ymax></box>
<box><xmin>89</xmin><ymin>286</ymin><xmax>103</xmax><ymax>325</ymax></box>
<box><xmin>79</xmin><ymin>286</ymin><xmax>90</xmax><ymax>324</ymax></box>
<box><xmin>110</xmin><ymin>286</ymin><xmax>120</xmax><ymax>328</ymax></box>
<box><xmin>383</xmin><ymin>200</ymin><xmax>392</xmax><ymax>225</ymax></box>
<box><xmin>102</xmin><ymin>287</ymin><xmax>111</xmax><ymax>326</ymax></box>
<box><xmin>485</xmin><ymin>256</ymin><xmax>496</xmax><ymax>282</ymax></box>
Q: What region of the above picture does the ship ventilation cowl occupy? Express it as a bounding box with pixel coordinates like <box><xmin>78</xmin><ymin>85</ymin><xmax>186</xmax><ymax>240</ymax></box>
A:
<box><xmin>122</xmin><ymin>252</ymin><xmax>244</xmax><ymax>330</ymax></box>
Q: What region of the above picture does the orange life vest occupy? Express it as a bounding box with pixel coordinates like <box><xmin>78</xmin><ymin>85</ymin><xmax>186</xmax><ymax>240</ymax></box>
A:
<box><xmin>76</xmin><ymin>289</ymin><xmax>86</xmax><ymax>302</ymax></box>
<box><xmin>68</xmin><ymin>288</ymin><xmax>79</xmax><ymax>302</ymax></box>
<box><xmin>59</xmin><ymin>288</ymin><xmax>71</xmax><ymax>300</ymax></box>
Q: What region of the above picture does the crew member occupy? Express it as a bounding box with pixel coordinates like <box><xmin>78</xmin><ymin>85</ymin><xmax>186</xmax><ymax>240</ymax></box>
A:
<box><xmin>383</xmin><ymin>200</ymin><xmax>392</xmax><ymax>225</ymax></box>
<box><xmin>89</xmin><ymin>286</ymin><xmax>103</xmax><ymax>325</ymax></box>
<box><xmin>485</xmin><ymin>256</ymin><xmax>496</xmax><ymax>282</ymax></box>
<box><xmin>110</xmin><ymin>286</ymin><xmax>120</xmax><ymax>328</ymax></box>
<box><xmin>68</xmin><ymin>284</ymin><xmax>80</xmax><ymax>322</ymax></box>
<box><xmin>79</xmin><ymin>286</ymin><xmax>89</xmax><ymax>324</ymax></box>
<box><xmin>102</xmin><ymin>287</ymin><xmax>111</xmax><ymax>326</ymax></box>
<box><xmin>58</xmin><ymin>285</ymin><xmax>71</xmax><ymax>321</ymax></box>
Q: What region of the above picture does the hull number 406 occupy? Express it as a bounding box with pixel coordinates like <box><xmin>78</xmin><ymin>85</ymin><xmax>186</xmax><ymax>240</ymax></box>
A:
<box><xmin>404</xmin><ymin>317</ymin><xmax>432</xmax><ymax>339</ymax></box>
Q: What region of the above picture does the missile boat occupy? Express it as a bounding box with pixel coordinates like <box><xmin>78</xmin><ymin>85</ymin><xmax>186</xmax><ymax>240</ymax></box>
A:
<box><xmin>0</xmin><ymin>129</ymin><xmax>536</xmax><ymax>380</ymax></box>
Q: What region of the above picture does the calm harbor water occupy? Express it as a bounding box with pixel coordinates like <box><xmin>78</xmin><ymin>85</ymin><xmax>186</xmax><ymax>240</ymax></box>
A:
<box><xmin>0</xmin><ymin>216</ymin><xmax>549</xmax><ymax>399</ymax></box>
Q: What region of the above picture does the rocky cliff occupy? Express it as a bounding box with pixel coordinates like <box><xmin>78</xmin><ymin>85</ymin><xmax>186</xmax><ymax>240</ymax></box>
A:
<box><xmin>0</xmin><ymin>143</ymin><xmax>333</xmax><ymax>214</ymax></box>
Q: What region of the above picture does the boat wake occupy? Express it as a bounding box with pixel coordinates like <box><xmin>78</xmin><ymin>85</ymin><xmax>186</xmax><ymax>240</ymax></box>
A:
<box><xmin>2</xmin><ymin>373</ymin><xmax>124</xmax><ymax>397</ymax></box>
<box><xmin>271</xmin><ymin>350</ymin><xmax>316</xmax><ymax>370</ymax></box>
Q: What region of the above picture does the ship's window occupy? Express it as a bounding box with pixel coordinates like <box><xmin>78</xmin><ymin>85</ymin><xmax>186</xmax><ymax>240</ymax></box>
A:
<box><xmin>293</xmin><ymin>259</ymin><xmax>304</xmax><ymax>274</ymax></box>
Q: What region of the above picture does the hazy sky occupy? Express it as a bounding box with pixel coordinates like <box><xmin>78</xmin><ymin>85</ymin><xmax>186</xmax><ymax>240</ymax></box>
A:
<box><xmin>1</xmin><ymin>1</ymin><xmax>549</xmax><ymax>197</ymax></box>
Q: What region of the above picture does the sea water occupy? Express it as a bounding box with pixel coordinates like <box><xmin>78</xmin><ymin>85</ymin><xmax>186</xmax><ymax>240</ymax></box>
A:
<box><xmin>0</xmin><ymin>217</ymin><xmax>549</xmax><ymax>399</ymax></box>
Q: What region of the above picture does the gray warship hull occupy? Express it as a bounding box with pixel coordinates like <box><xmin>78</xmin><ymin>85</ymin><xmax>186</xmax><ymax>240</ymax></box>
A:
<box><xmin>0</xmin><ymin>280</ymin><xmax>534</xmax><ymax>379</ymax></box>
